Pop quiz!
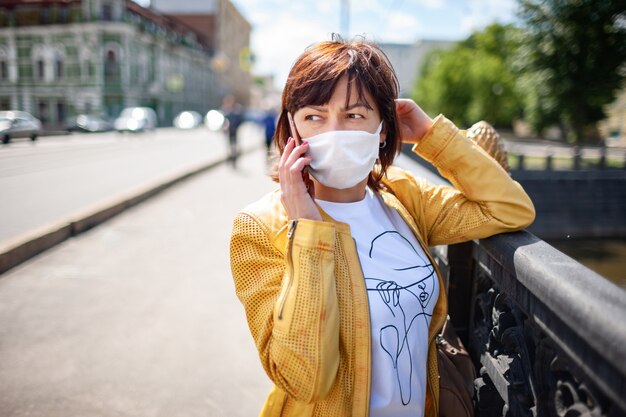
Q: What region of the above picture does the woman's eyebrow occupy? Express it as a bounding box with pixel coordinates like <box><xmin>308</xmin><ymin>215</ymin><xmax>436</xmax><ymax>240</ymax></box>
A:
<box><xmin>305</xmin><ymin>105</ymin><xmax>327</xmax><ymax>112</ymax></box>
<box><xmin>343</xmin><ymin>102</ymin><xmax>370</xmax><ymax>111</ymax></box>
<box><xmin>304</xmin><ymin>102</ymin><xmax>370</xmax><ymax>112</ymax></box>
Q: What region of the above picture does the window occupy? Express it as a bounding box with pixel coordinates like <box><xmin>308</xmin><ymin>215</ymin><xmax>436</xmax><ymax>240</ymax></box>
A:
<box><xmin>102</xmin><ymin>4</ymin><xmax>112</xmax><ymax>21</ymax></box>
<box><xmin>36</xmin><ymin>59</ymin><xmax>45</xmax><ymax>80</ymax></box>
<box><xmin>0</xmin><ymin>61</ymin><xmax>7</xmax><ymax>81</ymax></box>
<box><xmin>40</xmin><ymin>7</ymin><xmax>50</xmax><ymax>24</ymax></box>
<box><xmin>59</xmin><ymin>6</ymin><xmax>69</xmax><ymax>23</ymax></box>
<box><xmin>38</xmin><ymin>100</ymin><xmax>48</xmax><ymax>124</ymax></box>
<box><xmin>56</xmin><ymin>102</ymin><xmax>66</xmax><ymax>124</ymax></box>
<box><xmin>0</xmin><ymin>98</ymin><xmax>10</xmax><ymax>111</ymax></box>
<box><xmin>54</xmin><ymin>55</ymin><xmax>63</xmax><ymax>80</ymax></box>
<box><xmin>104</xmin><ymin>49</ymin><xmax>120</xmax><ymax>81</ymax></box>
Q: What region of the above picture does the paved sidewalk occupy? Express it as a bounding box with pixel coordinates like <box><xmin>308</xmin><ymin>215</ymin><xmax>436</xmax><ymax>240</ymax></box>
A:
<box><xmin>0</xmin><ymin>143</ymin><xmax>439</xmax><ymax>417</ymax></box>
<box><xmin>0</xmin><ymin>149</ymin><xmax>276</xmax><ymax>417</ymax></box>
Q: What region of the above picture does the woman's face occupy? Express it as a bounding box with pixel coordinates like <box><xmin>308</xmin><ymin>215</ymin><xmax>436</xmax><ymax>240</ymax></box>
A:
<box><xmin>292</xmin><ymin>74</ymin><xmax>384</xmax><ymax>141</ymax></box>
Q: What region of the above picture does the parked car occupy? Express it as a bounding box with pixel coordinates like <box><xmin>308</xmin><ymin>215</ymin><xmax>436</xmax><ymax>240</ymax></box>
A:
<box><xmin>205</xmin><ymin>109</ymin><xmax>226</xmax><ymax>131</ymax></box>
<box><xmin>173</xmin><ymin>111</ymin><xmax>203</xmax><ymax>129</ymax></box>
<box><xmin>114</xmin><ymin>107</ymin><xmax>157</xmax><ymax>132</ymax></box>
<box><xmin>65</xmin><ymin>114</ymin><xmax>113</xmax><ymax>133</ymax></box>
<box><xmin>0</xmin><ymin>111</ymin><xmax>42</xmax><ymax>144</ymax></box>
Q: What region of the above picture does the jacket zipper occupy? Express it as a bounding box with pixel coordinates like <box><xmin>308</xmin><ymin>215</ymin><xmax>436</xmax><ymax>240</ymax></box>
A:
<box><xmin>278</xmin><ymin>220</ymin><xmax>298</xmax><ymax>320</ymax></box>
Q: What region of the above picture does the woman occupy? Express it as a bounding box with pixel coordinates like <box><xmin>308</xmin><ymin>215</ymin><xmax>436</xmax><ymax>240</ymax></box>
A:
<box><xmin>230</xmin><ymin>37</ymin><xmax>535</xmax><ymax>417</ymax></box>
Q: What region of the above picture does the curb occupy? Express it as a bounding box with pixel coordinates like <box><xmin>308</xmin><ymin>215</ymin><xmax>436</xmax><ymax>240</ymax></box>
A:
<box><xmin>0</xmin><ymin>150</ymin><xmax>249</xmax><ymax>276</ymax></box>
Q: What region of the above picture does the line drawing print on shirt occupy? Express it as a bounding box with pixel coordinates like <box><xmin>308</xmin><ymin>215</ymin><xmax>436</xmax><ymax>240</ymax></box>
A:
<box><xmin>364</xmin><ymin>230</ymin><xmax>435</xmax><ymax>406</ymax></box>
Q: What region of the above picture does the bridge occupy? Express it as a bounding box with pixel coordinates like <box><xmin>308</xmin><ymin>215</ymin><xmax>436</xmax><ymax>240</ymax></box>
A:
<box><xmin>0</xmin><ymin>125</ymin><xmax>624</xmax><ymax>416</ymax></box>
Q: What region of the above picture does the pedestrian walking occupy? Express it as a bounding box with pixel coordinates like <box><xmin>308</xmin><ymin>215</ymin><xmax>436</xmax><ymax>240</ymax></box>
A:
<box><xmin>262</xmin><ymin>108</ymin><xmax>277</xmax><ymax>161</ymax></box>
<box><xmin>221</xmin><ymin>94</ymin><xmax>243</xmax><ymax>168</ymax></box>
<box><xmin>229</xmin><ymin>36</ymin><xmax>535</xmax><ymax>417</ymax></box>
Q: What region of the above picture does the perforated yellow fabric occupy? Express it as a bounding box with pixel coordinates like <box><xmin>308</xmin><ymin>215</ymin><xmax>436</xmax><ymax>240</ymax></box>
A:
<box><xmin>230</xmin><ymin>115</ymin><xmax>535</xmax><ymax>417</ymax></box>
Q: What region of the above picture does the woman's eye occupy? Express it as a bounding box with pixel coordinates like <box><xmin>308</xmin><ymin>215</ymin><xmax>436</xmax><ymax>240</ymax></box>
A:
<box><xmin>347</xmin><ymin>113</ymin><xmax>364</xmax><ymax>119</ymax></box>
<box><xmin>304</xmin><ymin>114</ymin><xmax>321</xmax><ymax>121</ymax></box>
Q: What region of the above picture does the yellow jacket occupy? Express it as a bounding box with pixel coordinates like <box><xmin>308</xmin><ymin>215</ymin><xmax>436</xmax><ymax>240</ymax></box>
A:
<box><xmin>230</xmin><ymin>115</ymin><xmax>535</xmax><ymax>417</ymax></box>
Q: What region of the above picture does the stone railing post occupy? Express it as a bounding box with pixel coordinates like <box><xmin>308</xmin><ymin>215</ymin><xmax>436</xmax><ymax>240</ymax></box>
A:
<box><xmin>545</xmin><ymin>150</ymin><xmax>553</xmax><ymax>171</ymax></box>
<box><xmin>573</xmin><ymin>146</ymin><xmax>581</xmax><ymax>170</ymax></box>
<box><xmin>599</xmin><ymin>146</ymin><xmax>607</xmax><ymax>170</ymax></box>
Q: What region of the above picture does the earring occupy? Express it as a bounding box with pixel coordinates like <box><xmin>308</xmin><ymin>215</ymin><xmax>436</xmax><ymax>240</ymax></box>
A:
<box><xmin>379</xmin><ymin>140</ymin><xmax>387</xmax><ymax>149</ymax></box>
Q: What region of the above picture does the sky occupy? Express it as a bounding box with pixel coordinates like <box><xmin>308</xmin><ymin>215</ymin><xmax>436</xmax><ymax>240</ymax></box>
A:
<box><xmin>233</xmin><ymin>0</ymin><xmax>520</xmax><ymax>88</ymax></box>
<box><xmin>143</xmin><ymin>0</ymin><xmax>520</xmax><ymax>89</ymax></box>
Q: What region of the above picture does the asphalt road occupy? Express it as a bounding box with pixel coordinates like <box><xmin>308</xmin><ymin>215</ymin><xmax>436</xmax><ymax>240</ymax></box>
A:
<box><xmin>0</xmin><ymin>126</ymin><xmax>259</xmax><ymax>243</ymax></box>
<box><xmin>0</xmin><ymin>147</ymin><xmax>277</xmax><ymax>417</ymax></box>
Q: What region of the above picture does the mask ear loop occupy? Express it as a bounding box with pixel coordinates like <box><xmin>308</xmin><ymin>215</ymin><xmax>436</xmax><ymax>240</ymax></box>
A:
<box><xmin>378</xmin><ymin>120</ymin><xmax>386</xmax><ymax>149</ymax></box>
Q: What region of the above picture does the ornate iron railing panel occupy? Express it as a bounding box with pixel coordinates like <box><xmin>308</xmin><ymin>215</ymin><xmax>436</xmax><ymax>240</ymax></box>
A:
<box><xmin>432</xmin><ymin>232</ymin><xmax>626</xmax><ymax>417</ymax></box>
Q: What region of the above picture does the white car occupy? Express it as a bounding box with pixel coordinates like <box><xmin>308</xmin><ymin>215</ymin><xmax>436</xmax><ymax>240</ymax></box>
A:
<box><xmin>114</xmin><ymin>107</ymin><xmax>158</xmax><ymax>132</ymax></box>
<box><xmin>0</xmin><ymin>111</ymin><xmax>42</xmax><ymax>144</ymax></box>
<box><xmin>173</xmin><ymin>111</ymin><xmax>203</xmax><ymax>129</ymax></box>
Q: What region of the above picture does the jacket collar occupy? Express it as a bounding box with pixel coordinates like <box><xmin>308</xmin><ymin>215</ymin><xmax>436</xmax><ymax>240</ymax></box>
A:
<box><xmin>270</xmin><ymin>185</ymin><xmax>421</xmax><ymax>255</ymax></box>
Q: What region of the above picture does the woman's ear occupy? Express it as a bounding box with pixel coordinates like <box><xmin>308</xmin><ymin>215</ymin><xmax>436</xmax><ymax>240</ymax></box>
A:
<box><xmin>379</xmin><ymin>121</ymin><xmax>387</xmax><ymax>144</ymax></box>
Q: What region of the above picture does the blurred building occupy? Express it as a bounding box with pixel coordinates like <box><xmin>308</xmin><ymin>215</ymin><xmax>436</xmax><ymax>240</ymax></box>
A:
<box><xmin>0</xmin><ymin>0</ymin><xmax>250</xmax><ymax>128</ymax></box>
<box><xmin>249</xmin><ymin>74</ymin><xmax>280</xmax><ymax>113</ymax></box>
<box><xmin>379</xmin><ymin>40</ymin><xmax>455</xmax><ymax>98</ymax></box>
<box><xmin>152</xmin><ymin>0</ymin><xmax>252</xmax><ymax>107</ymax></box>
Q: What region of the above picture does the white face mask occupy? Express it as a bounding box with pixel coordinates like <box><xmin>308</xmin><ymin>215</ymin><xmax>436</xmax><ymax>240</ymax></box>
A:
<box><xmin>304</xmin><ymin>122</ymin><xmax>383</xmax><ymax>190</ymax></box>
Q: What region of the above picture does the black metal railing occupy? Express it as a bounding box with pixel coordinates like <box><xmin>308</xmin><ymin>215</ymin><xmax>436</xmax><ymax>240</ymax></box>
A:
<box><xmin>434</xmin><ymin>232</ymin><xmax>626</xmax><ymax>416</ymax></box>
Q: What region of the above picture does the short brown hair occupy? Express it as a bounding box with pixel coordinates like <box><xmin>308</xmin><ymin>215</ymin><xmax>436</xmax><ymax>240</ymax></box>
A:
<box><xmin>272</xmin><ymin>35</ymin><xmax>401</xmax><ymax>190</ymax></box>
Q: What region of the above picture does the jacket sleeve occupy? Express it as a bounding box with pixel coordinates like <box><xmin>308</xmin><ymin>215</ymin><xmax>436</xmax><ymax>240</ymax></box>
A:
<box><xmin>230</xmin><ymin>214</ymin><xmax>340</xmax><ymax>403</ymax></box>
<box><xmin>403</xmin><ymin>115</ymin><xmax>536</xmax><ymax>247</ymax></box>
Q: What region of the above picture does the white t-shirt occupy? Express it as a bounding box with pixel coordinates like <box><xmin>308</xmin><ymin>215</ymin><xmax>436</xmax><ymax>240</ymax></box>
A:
<box><xmin>317</xmin><ymin>188</ymin><xmax>439</xmax><ymax>417</ymax></box>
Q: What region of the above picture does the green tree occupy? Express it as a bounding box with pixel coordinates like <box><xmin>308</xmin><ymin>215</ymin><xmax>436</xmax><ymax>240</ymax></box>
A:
<box><xmin>413</xmin><ymin>24</ymin><xmax>522</xmax><ymax>128</ymax></box>
<box><xmin>517</xmin><ymin>0</ymin><xmax>626</xmax><ymax>144</ymax></box>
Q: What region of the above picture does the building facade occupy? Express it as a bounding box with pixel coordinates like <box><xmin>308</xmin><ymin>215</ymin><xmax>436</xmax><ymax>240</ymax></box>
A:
<box><xmin>379</xmin><ymin>40</ymin><xmax>455</xmax><ymax>98</ymax></box>
<box><xmin>0</xmin><ymin>0</ymin><xmax>240</xmax><ymax>128</ymax></box>
<box><xmin>153</xmin><ymin>0</ymin><xmax>252</xmax><ymax>106</ymax></box>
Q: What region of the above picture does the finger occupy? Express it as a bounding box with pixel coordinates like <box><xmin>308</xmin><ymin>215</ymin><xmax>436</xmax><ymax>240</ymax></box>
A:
<box><xmin>395</xmin><ymin>98</ymin><xmax>412</xmax><ymax>113</ymax></box>
<box><xmin>279</xmin><ymin>139</ymin><xmax>296</xmax><ymax>183</ymax></box>
<box><xmin>283</xmin><ymin>153</ymin><xmax>311</xmax><ymax>188</ymax></box>
<box><xmin>284</xmin><ymin>142</ymin><xmax>309</xmax><ymax>169</ymax></box>
<box><xmin>288</xmin><ymin>156</ymin><xmax>312</xmax><ymax>179</ymax></box>
<box><xmin>279</xmin><ymin>137</ymin><xmax>295</xmax><ymax>168</ymax></box>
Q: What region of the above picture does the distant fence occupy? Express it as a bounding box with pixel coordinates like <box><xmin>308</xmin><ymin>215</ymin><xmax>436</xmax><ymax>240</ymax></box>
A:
<box><xmin>506</xmin><ymin>144</ymin><xmax>626</xmax><ymax>171</ymax></box>
<box><xmin>402</xmin><ymin>146</ymin><xmax>626</xmax><ymax>239</ymax></box>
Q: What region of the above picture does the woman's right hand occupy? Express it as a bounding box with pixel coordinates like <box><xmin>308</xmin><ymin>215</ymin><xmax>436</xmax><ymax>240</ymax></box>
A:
<box><xmin>279</xmin><ymin>138</ymin><xmax>322</xmax><ymax>221</ymax></box>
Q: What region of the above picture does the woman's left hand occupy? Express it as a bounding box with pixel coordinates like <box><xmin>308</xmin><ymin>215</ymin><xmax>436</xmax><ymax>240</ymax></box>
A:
<box><xmin>395</xmin><ymin>99</ymin><xmax>434</xmax><ymax>144</ymax></box>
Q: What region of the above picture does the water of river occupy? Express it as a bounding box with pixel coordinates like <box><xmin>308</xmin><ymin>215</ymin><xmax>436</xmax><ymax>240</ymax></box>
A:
<box><xmin>547</xmin><ymin>238</ymin><xmax>626</xmax><ymax>291</ymax></box>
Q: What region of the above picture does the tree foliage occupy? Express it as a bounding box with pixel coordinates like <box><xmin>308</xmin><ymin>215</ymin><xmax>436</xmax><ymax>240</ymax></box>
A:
<box><xmin>413</xmin><ymin>24</ymin><xmax>522</xmax><ymax>128</ymax></box>
<box><xmin>517</xmin><ymin>0</ymin><xmax>626</xmax><ymax>143</ymax></box>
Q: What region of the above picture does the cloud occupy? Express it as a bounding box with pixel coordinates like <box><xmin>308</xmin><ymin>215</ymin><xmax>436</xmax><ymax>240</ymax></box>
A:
<box><xmin>388</xmin><ymin>11</ymin><xmax>423</xmax><ymax>36</ymax></box>
<box><xmin>232</xmin><ymin>0</ymin><xmax>517</xmax><ymax>92</ymax></box>
<box><xmin>251</xmin><ymin>11</ymin><xmax>334</xmax><ymax>88</ymax></box>
<box><xmin>460</xmin><ymin>0</ymin><xmax>518</xmax><ymax>33</ymax></box>
<box><xmin>360</xmin><ymin>11</ymin><xmax>422</xmax><ymax>43</ymax></box>
<box><xmin>416</xmin><ymin>0</ymin><xmax>445</xmax><ymax>9</ymax></box>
